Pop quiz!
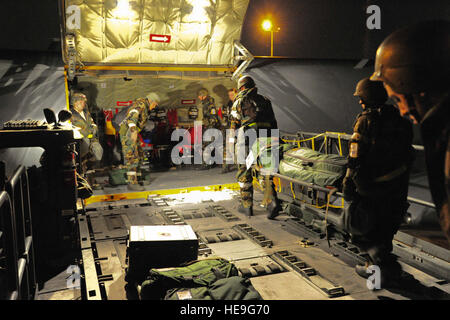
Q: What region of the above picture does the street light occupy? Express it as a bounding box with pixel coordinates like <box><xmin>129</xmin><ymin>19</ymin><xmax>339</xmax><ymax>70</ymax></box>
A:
<box><xmin>261</xmin><ymin>19</ymin><xmax>280</xmax><ymax>57</ymax></box>
<box><xmin>262</xmin><ymin>20</ymin><xmax>272</xmax><ymax>32</ymax></box>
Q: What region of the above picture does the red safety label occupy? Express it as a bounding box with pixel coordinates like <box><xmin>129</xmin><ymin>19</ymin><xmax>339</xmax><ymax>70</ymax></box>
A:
<box><xmin>150</xmin><ymin>34</ymin><xmax>171</xmax><ymax>43</ymax></box>
<box><xmin>117</xmin><ymin>101</ymin><xmax>133</xmax><ymax>107</ymax></box>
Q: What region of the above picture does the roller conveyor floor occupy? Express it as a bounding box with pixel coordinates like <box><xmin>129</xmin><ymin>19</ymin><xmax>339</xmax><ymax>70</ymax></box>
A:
<box><xmin>36</xmin><ymin>167</ymin><xmax>450</xmax><ymax>301</ymax></box>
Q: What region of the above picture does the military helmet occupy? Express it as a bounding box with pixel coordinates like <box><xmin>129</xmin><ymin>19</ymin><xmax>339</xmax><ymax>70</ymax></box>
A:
<box><xmin>71</xmin><ymin>92</ymin><xmax>87</xmax><ymax>104</ymax></box>
<box><xmin>370</xmin><ymin>20</ymin><xmax>450</xmax><ymax>94</ymax></box>
<box><xmin>197</xmin><ymin>88</ymin><xmax>209</xmax><ymax>97</ymax></box>
<box><xmin>354</xmin><ymin>77</ymin><xmax>388</xmax><ymax>107</ymax></box>
<box><xmin>237</xmin><ymin>75</ymin><xmax>255</xmax><ymax>90</ymax></box>
<box><xmin>146</xmin><ymin>92</ymin><xmax>160</xmax><ymax>104</ymax></box>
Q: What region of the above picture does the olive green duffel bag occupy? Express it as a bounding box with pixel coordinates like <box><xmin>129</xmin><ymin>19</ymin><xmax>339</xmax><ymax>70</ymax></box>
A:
<box><xmin>164</xmin><ymin>276</ymin><xmax>262</xmax><ymax>300</ymax></box>
<box><xmin>139</xmin><ymin>258</ymin><xmax>262</xmax><ymax>300</ymax></box>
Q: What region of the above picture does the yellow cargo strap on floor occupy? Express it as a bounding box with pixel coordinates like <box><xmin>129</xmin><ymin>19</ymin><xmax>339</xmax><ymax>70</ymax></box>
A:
<box><xmin>84</xmin><ymin>183</ymin><xmax>241</xmax><ymax>206</ymax></box>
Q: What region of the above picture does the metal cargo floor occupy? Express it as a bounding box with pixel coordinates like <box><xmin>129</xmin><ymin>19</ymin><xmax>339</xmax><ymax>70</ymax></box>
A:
<box><xmin>37</xmin><ymin>168</ymin><xmax>450</xmax><ymax>300</ymax></box>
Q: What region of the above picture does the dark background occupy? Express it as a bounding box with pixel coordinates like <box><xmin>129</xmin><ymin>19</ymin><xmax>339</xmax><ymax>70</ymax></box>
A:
<box><xmin>242</xmin><ymin>0</ymin><xmax>450</xmax><ymax>59</ymax></box>
<box><xmin>0</xmin><ymin>0</ymin><xmax>449</xmax><ymax>58</ymax></box>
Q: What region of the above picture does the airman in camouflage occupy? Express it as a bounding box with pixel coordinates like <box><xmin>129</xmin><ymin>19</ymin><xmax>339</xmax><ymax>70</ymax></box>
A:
<box><xmin>119</xmin><ymin>93</ymin><xmax>160</xmax><ymax>191</ymax></box>
<box><xmin>198</xmin><ymin>88</ymin><xmax>221</xmax><ymax>169</ymax></box>
<box><xmin>70</xmin><ymin>93</ymin><xmax>98</xmax><ymax>140</ymax></box>
<box><xmin>232</xmin><ymin>76</ymin><xmax>281</xmax><ymax>218</ymax></box>
<box><xmin>70</xmin><ymin>93</ymin><xmax>103</xmax><ymax>170</ymax></box>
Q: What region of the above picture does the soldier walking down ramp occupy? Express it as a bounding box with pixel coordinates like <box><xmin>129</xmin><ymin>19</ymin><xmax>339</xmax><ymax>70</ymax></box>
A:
<box><xmin>119</xmin><ymin>93</ymin><xmax>160</xmax><ymax>191</ymax></box>
<box><xmin>232</xmin><ymin>76</ymin><xmax>282</xmax><ymax>218</ymax></box>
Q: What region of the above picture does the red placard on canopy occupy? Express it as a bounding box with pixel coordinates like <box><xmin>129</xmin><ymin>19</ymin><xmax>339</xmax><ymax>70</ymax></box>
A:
<box><xmin>150</xmin><ymin>34</ymin><xmax>171</xmax><ymax>43</ymax></box>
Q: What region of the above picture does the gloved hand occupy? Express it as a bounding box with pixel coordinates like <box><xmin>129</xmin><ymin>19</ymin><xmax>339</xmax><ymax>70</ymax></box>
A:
<box><xmin>343</xmin><ymin>176</ymin><xmax>357</xmax><ymax>201</ymax></box>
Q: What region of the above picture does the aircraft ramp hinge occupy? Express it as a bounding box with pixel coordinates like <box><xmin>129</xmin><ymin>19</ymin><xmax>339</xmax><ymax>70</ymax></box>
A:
<box><xmin>65</xmin><ymin>33</ymin><xmax>78</xmax><ymax>81</ymax></box>
<box><xmin>232</xmin><ymin>41</ymin><xmax>254</xmax><ymax>81</ymax></box>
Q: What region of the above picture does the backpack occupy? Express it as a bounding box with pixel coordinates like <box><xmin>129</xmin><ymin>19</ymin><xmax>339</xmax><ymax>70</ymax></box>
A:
<box><xmin>139</xmin><ymin>258</ymin><xmax>243</xmax><ymax>300</ymax></box>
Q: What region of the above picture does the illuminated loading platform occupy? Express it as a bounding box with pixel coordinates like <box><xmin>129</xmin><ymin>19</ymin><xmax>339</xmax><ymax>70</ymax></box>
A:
<box><xmin>35</xmin><ymin>166</ymin><xmax>450</xmax><ymax>301</ymax></box>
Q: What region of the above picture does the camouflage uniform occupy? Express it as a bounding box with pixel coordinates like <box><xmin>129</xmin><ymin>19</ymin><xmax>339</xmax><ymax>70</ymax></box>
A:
<box><xmin>232</xmin><ymin>87</ymin><xmax>279</xmax><ymax>209</ymax></box>
<box><xmin>343</xmin><ymin>104</ymin><xmax>414</xmax><ymax>271</ymax></box>
<box><xmin>201</xmin><ymin>96</ymin><xmax>221</xmax><ymax>165</ymax></box>
<box><xmin>70</xmin><ymin>94</ymin><xmax>101</xmax><ymax>170</ymax></box>
<box><xmin>221</xmin><ymin>100</ymin><xmax>234</xmax><ymax>171</ymax></box>
<box><xmin>222</xmin><ymin>100</ymin><xmax>234</xmax><ymax>129</ymax></box>
<box><xmin>70</xmin><ymin>107</ymin><xmax>98</xmax><ymax>141</ymax></box>
<box><xmin>119</xmin><ymin>98</ymin><xmax>149</xmax><ymax>173</ymax></box>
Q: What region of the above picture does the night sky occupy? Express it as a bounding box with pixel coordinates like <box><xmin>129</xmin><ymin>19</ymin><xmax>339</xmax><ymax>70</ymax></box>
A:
<box><xmin>241</xmin><ymin>0</ymin><xmax>450</xmax><ymax>59</ymax></box>
<box><xmin>0</xmin><ymin>0</ymin><xmax>449</xmax><ymax>60</ymax></box>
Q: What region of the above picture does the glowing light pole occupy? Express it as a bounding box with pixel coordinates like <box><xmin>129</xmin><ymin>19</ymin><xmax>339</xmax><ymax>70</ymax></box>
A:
<box><xmin>262</xmin><ymin>19</ymin><xmax>280</xmax><ymax>57</ymax></box>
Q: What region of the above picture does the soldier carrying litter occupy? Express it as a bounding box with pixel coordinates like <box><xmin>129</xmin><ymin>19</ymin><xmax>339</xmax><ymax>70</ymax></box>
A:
<box><xmin>343</xmin><ymin>77</ymin><xmax>415</xmax><ymax>287</ymax></box>
<box><xmin>231</xmin><ymin>75</ymin><xmax>282</xmax><ymax>218</ymax></box>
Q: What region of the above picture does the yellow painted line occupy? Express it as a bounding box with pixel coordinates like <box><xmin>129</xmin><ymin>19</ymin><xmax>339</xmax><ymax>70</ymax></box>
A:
<box><xmin>67</xmin><ymin>65</ymin><xmax>236</xmax><ymax>73</ymax></box>
<box><xmin>84</xmin><ymin>183</ymin><xmax>240</xmax><ymax>205</ymax></box>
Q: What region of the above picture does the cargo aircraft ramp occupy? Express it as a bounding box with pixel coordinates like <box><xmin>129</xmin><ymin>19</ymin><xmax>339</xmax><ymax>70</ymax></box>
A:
<box><xmin>35</xmin><ymin>167</ymin><xmax>450</xmax><ymax>301</ymax></box>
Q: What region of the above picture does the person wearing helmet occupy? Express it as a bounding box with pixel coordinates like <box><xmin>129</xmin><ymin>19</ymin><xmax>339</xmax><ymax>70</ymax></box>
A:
<box><xmin>231</xmin><ymin>75</ymin><xmax>281</xmax><ymax>218</ymax></box>
<box><xmin>198</xmin><ymin>88</ymin><xmax>221</xmax><ymax>170</ymax></box>
<box><xmin>343</xmin><ymin>77</ymin><xmax>415</xmax><ymax>287</ymax></box>
<box><xmin>119</xmin><ymin>93</ymin><xmax>160</xmax><ymax>191</ymax></box>
<box><xmin>231</xmin><ymin>75</ymin><xmax>278</xmax><ymax>131</ymax></box>
<box><xmin>370</xmin><ymin>20</ymin><xmax>450</xmax><ymax>243</ymax></box>
<box><xmin>70</xmin><ymin>92</ymin><xmax>103</xmax><ymax>171</ymax></box>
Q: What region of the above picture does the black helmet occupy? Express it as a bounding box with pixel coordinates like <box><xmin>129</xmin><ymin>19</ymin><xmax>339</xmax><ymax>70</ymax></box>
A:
<box><xmin>354</xmin><ymin>77</ymin><xmax>388</xmax><ymax>107</ymax></box>
<box><xmin>237</xmin><ymin>75</ymin><xmax>256</xmax><ymax>90</ymax></box>
<box><xmin>370</xmin><ymin>20</ymin><xmax>450</xmax><ymax>94</ymax></box>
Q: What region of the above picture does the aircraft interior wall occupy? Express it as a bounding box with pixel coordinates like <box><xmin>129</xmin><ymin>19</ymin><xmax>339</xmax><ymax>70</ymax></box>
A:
<box><xmin>0</xmin><ymin>52</ymin><xmax>423</xmax><ymax>175</ymax></box>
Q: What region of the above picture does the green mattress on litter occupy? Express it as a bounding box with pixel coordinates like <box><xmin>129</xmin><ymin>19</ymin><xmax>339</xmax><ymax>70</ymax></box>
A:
<box><xmin>279</xmin><ymin>147</ymin><xmax>347</xmax><ymax>187</ymax></box>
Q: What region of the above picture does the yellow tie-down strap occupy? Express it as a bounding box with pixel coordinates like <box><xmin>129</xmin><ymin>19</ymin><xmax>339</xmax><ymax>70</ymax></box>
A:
<box><xmin>282</xmin><ymin>131</ymin><xmax>347</xmax><ymax>153</ymax></box>
<box><xmin>84</xmin><ymin>183</ymin><xmax>241</xmax><ymax>206</ymax></box>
